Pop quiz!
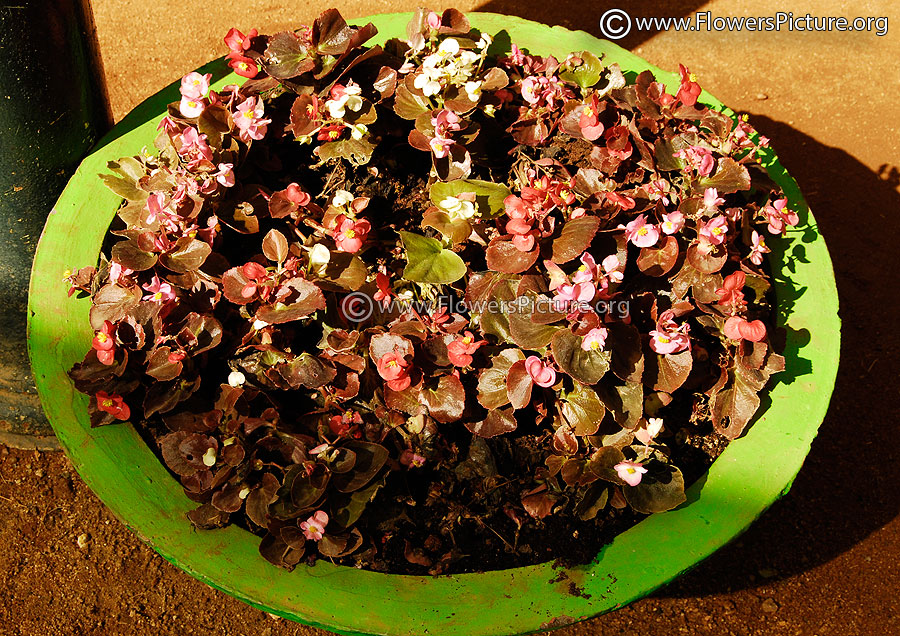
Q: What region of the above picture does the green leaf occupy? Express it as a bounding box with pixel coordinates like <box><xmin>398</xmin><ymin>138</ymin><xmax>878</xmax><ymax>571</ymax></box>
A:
<box><xmin>393</xmin><ymin>82</ymin><xmax>431</xmax><ymax>120</ymax></box>
<box><xmin>111</xmin><ymin>239</ymin><xmax>157</xmax><ymax>272</ymax></box>
<box><xmin>486</xmin><ymin>239</ymin><xmax>539</xmax><ymax>274</ymax></box>
<box><xmin>508</xmin><ymin>294</ymin><xmax>560</xmax><ymax>349</ymax></box>
<box><xmin>429</xmin><ymin>179</ymin><xmax>512</xmax><ymax>219</ymax></box>
<box><xmin>710</xmin><ymin>364</ymin><xmax>766</xmax><ymax>439</ymax></box>
<box><xmin>422</xmin><ymin>209</ymin><xmax>471</xmax><ymax>245</ymax></box>
<box><xmin>506</xmin><ymin>359</ymin><xmax>533</xmax><ymax>410</ymax></box>
<box><xmin>598</xmin><ymin>381</ymin><xmax>643</xmax><ymax>429</ymax></box>
<box><xmin>623</xmin><ymin>464</ymin><xmax>687</xmax><ymax>513</ymax></box>
<box><xmin>551</xmin><ymin>328</ymin><xmax>611</xmax><ymax>385</ymax></box>
<box><xmin>399</xmin><ymin>231</ymin><xmax>467</xmax><ymax>284</ymax></box>
<box><xmin>465</xmin><ymin>272</ymin><xmax>517</xmax><ymax>343</ymax></box>
<box><xmin>586</xmin><ymin>446</ymin><xmax>627</xmax><ymax>484</ymax></box>
<box><xmin>99</xmin><ymin>173</ymin><xmax>147</xmax><ymax>202</ymax></box>
<box><xmin>330</xmin><ymin>478</ymin><xmax>384</xmax><ymax>530</ymax></box>
<box><xmin>559</xmin><ymin>51</ymin><xmax>605</xmax><ymax>89</ymax></box>
<box><xmin>316</xmin><ymin>137</ymin><xmax>376</xmax><ymax>166</ymax></box>
<box><xmin>574</xmin><ymin>482</ymin><xmax>610</xmax><ymax>520</ymax></box>
<box><xmin>255</xmin><ymin>278</ymin><xmax>326</xmax><ymax>324</ymax></box>
<box><xmin>646</xmin><ymin>349</ymin><xmax>693</xmax><ymax>393</ymax></box>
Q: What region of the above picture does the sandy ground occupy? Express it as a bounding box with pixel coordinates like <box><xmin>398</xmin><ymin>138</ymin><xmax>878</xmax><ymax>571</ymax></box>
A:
<box><xmin>3</xmin><ymin>0</ymin><xmax>900</xmax><ymax>634</ymax></box>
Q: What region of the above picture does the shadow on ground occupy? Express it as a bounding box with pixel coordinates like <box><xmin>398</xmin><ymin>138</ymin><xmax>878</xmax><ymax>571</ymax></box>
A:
<box><xmin>657</xmin><ymin>115</ymin><xmax>900</xmax><ymax>597</ymax></box>
<box><xmin>473</xmin><ymin>0</ymin><xmax>709</xmax><ymax>48</ymax></box>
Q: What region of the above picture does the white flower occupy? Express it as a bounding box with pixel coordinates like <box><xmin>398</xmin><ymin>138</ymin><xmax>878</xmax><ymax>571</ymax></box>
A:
<box><xmin>227</xmin><ymin>371</ymin><xmax>246</xmax><ymax>387</ymax></box>
<box><xmin>478</xmin><ymin>33</ymin><xmax>493</xmax><ymax>49</ymax></box>
<box><xmin>332</xmin><ymin>189</ymin><xmax>354</xmax><ymax>207</ymax></box>
<box><xmin>202</xmin><ymin>447</ymin><xmax>217</xmax><ymax>467</ymax></box>
<box><xmin>326</xmin><ymin>82</ymin><xmax>363</xmax><ymax>118</ymax></box>
<box><xmin>437</xmin><ymin>38</ymin><xmax>460</xmax><ymax>57</ymax></box>
<box><xmin>252</xmin><ymin>319</ymin><xmax>269</xmax><ymax>331</ymax></box>
<box><xmin>439</xmin><ymin>195</ymin><xmax>476</xmax><ymax>221</ymax></box>
<box><xmin>464</xmin><ymin>80</ymin><xmax>482</xmax><ymax>102</ymax></box>
<box><xmin>350</xmin><ymin>123</ymin><xmax>368</xmax><ymax>140</ymax></box>
<box><xmin>238</xmin><ymin>486</ymin><xmax>251</xmax><ymax>500</ymax></box>
<box><xmin>413</xmin><ymin>71</ymin><xmax>442</xmax><ymax>96</ymax></box>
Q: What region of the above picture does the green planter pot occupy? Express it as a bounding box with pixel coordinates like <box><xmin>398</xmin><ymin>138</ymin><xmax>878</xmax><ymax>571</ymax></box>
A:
<box><xmin>27</xmin><ymin>12</ymin><xmax>839</xmax><ymax>636</ymax></box>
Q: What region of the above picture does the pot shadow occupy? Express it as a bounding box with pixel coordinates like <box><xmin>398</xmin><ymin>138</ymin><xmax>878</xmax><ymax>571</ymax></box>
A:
<box><xmin>472</xmin><ymin>0</ymin><xmax>709</xmax><ymax>49</ymax></box>
<box><xmin>655</xmin><ymin>116</ymin><xmax>900</xmax><ymax>597</ymax></box>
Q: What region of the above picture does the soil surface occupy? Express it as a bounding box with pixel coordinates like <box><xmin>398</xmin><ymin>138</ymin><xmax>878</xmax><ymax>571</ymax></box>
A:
<box><xmin>3</xmin><ymin>0</ymin><xmax>899</xmax><ymax>634</ymax></box>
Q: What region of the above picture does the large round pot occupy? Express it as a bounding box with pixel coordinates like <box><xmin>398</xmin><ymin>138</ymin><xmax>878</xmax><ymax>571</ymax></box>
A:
<box><xmin>27</xmin><ymin>12</ymin><xmax>839</xmax><ymax>636</ymax></box>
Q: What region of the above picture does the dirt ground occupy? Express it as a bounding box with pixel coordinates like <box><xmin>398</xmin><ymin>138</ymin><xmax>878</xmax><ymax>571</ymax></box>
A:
<box><xmin>3</xmin><ymin>0</ymin><xmax>899</xmax><ymax>634</ymax></box>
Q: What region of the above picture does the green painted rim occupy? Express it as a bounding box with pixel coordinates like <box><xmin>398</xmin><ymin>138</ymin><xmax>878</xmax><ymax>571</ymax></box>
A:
<box><xmin>27</xmin><ymin>13</ymin><xmax>840</xmax><ymax>636</ymax></box>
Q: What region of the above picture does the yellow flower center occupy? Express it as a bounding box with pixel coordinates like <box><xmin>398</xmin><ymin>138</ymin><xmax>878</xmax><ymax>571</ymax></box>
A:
<box><xmin>590</xmin><ymin>341</ymin><xmax>600</xmax><ymax>350</ymax></box>
<box><xmin>328</xmin><ymin>130</ymin><xmax>340</xmax><ymax>140</ymax></box>
<box><xmin>307</xmin><ymin>105</ymin><xmax>315</xmax><ymax>115</ymax></box>
<box><xmin>188</xmin><ymin>101</ymin><xmax>198</xmax><ymax>108</ymax></box>
<box><xmin>583</xmin><ymin>106</ymin><xmax>593</xmax><ymax>117</ymax></box>
<box><xmin>712</xmin><ymin>227</ymin><xmax>723</xmax><ymax>235</ymax></box>
<box><xmin>658</xmin><ymin>336</ymin><xmax>670</xmax><ymax>343</ymax></box>
<box><xmin>387</xmin><ymin>360</ymin><xmax>398</xmax><ymax>368</ymax></box>
<box><xmin>243</xmin><ymin>110</ymin><xmax>254</xmax><ymax>118</ymax></box>
<box><xmin>689</xmin><ymin>73</ymin><xmax>698</xmax><ymax>82</ymax></box>
<box><xmin>462</xmin><ymin>336</ymin><xmax>472</xmax><ymax>345</ymax></box>
<box><xmin>96</xmin><ymin>333</ymin><xmax>108</xmax><ymax>343</ymax></box>
<box><xmin>344</xmin><ymin>229</ymin><xmax>356</xmax><ymax>239</ymax></box>
<box><xmin>153</xmin><ymin>292</ymin><xmax>163</xmax><ymax>301</ymax></box>
<box><xmin>637</xmin><ymin>227</ymin><xmax>648</xmax><ymax>236</ymax></box>
<box><xmin>102</xmin><ymin>399</ymin><xmax>113</xmax><ymax>408</ymax></box>
<box><xmin>192</xmin><ymin>79</ymin><xmax>201</xmax><ymax>86</ymax></box>
<box><xmin>626</xmin><ymin>467</ymin><xmax>636</xmax><ymax>475</ymax></box>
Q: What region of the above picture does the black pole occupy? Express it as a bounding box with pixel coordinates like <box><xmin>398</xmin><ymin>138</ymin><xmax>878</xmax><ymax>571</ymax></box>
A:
<box><xmin>0</xmin><ymin>0</ymin><xmax>112</xmax><ymax>447</ymax></box>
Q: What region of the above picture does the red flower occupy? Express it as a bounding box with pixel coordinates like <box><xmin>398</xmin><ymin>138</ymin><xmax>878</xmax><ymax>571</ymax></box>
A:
<box><xmin>578</xmin><ymin>93</ymin><xmax>604</xmax><ymax>141</ymax></box>
<box><xmin>333</xmin><ymin>215</ymin><xmax>370</xmax><ymax>253</ymax></box>
<box><xmin>723</xmin><ymin>316</ymin><xmax>766</xmax><ymax>342</ymax></box>
<box><xmin>91</xmin><ymin>320</ymin><xmax>116</xmax><ymax>366</ymax></box>
<box><xmin>447</xmin><ymin>331</ymin><xmax>486</xmax><ymax>367</ymax></box>
<box><xmin>373</xmin><ymin>272</ymin><xmax>393</xmax><ymax>308</ymax></box>
<box><xmin>376</xmin><ymin>352</ymin><xmax>411</xmax><ymax>391</ymax></box>
<box><xmin>716</xmin><ymin>271</ymin><xmax>746</xmax><ymax>309</ymax></box>
<box><xmin>224</xmin><ymin>28</ymin><xmax>258</xmax><ymax>54</ymax></box>
<box><xmin>96</xmin><ymin>391</ymin><xmax>130</xmax><ymax>420</ymax></box>
<box><xmin>226</xmin><ymin>54</ymin><xmax>259</xmax><ymax>79</ymax></box>
<box><xmin>240</xmin><ymin>261</ymin><xmax>271</xmax><ymax>300</ymax></box>
<box><xmin>329</xmin><ymin>410</ymin><xmax>363</xmax><ymax>438</ymax></box>
<box><xmin>316</xmin><ymin>123</ymin><xmax>347</xmax><ymax>142</ymax></box>
<box><xmin>676</xmin><ymin>64</ymin><xmax>702</xmax><ymax>107</ymax></box>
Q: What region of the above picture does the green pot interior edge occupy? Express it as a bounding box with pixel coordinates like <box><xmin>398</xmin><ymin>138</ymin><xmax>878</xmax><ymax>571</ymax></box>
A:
<box><xmin>27</xmin><ymin>12</ymin><xmax>840</xmax><ymax>636</ymax></box>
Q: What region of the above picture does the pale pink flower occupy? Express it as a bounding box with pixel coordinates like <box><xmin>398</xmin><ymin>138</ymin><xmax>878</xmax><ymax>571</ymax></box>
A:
<box><xmin>234</xmin><ymin>96</ymin><xmax>271</xmax><ymax>142</ymax></box>
<box><xmin>649</xmin><ymin>309</ymin><xmax>690</xmax><ymax>354</ymax></box>
<box><xmin>525</xmin><ymin>356</ymin><xmax>556</xmax><ymax>388</ymax></box>
<box><xmin>623</xmin><ymin>215</ymin><xmax>660</xmax><ymax>248</ymax></box>
<box><xmin>749</xmin><ymin>230</ymin><xmax>770</xmax><ymax>265</ymax></box>
<box><xmin>520</xmin><ymin>76</ymin><xmax>541</xmax><ymax>104</ymax></box>
<box><xmin>645</xmin><ymin>178</ymin><xmax>671</xmax><ymax>204</ymax></box>
<box><xmin>634</xmin><ymin>417</ymin><xmax>664</xmax><ymax>446</ymax></box>
<box><xmin>723</xmin><ymin>316</ymin><xmax>767</xmax><ymax>342</ymax></box>
<box><xmin>660</xmin><ymin>211</ymin><xmax>685</xmax><ymax>235</ymax></box>
<box><xmin>108</xmin><ymin>261</ymin><xmax>133</xmax><ymax>284</ymax></box>
<box><xmin>145</xmin><ymin>192</ymin><xmax>166</xmax><ymax>225</ymax></box>
<box><xmin>300</xmin><ymin>510</ymin><xmax>329</xmax><ymax>541</ymax></box>
<box><xmin>703</xmin><ymin>187</ymin><xmax>725</xmax><ymax>210</ymax></box>
<box><xmin>614</xmin><ymin>461</ymin><xmax>647</xmax><ymax>487</ymax></box>
<box><xmin>601</xmin><ymin>255</ymin><xmax>623</xmax><ymax>283</ymax></box>
<box><xmin>180</xmin><ymin>72</ymin><xmax>211</xmax><ymax>99</ymax></box>
<box><xmin>429</xmin><ymin>136</ymin><xmax>453</xmax><ymax>159</ymax></box>
<box><xmin>142</xmin><ymin>275</ymin><xmax>175</xmax><ymax>303</ymax></box>
<box><xmin>553</xmin><ymin>281</ymin><xmax>595</xmax><ymax>312</ymax></box>
<box><xmin>581</xmin><ymin>327</ymin><xmax>609</xmax><ymax>352</ymax></box>
<box><xmin>179</xmin><ymin>96</ymin><xmax>205</xmax><ymax>118</ymax></box>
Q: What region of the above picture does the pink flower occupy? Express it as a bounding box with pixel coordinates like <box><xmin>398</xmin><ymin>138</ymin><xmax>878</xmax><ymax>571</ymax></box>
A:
<box><xmin>333</xmin><ymin>215</ymin><xmax>370</xmax><ymax>253</ymax></box>
<box><xmin>176</xmin><ymin>127</ymin><xmax>214</xmax><ymax>169</ymax></box>
<box><xmin>614</xmin><ymin>461</ymin><xmax>647</xmax><ymax>487</ymax></box>
<box><xmin>142</xmin><ymin>275</ymin><xmax>175</xmax><ymax>303</ymax></box>
<box><xmin>699</xmin><ymin>216</ymin><xmax>728</xmax><ymax>246</ymax></box>
<box><xmin>702</xmin><ymin>187</ymin><xmax>725</xmax><ymax>210</ymax></box>
<box><xmin>623</xmin><ymin>215</ymin><xmax>660</xmax><ymax>248</ymax></box>
<box><xmin>749</xmin><ymin>230</ymin><xmax>770</xmax><ymax>265</ymax></box>
<box><xmin>578</xmin><ymin>93</ymin><xmax>604</xmax><ymax>141</ymax></box>
<box><xmin>426</xmin><ymin>11</ymin><xmax>441</xmax><ymax>29</ymax></box>
<box><xmin>234</xmin><ymin>96</ymin><xmax>271</xmax><ymax>142</ymax></box>
<box><xmin>763</xmin><ymin>198</ymin><xmax>798</xmax><ymax>235</ymax></box>
<box><xmin>675</xmin><ymin>145</ymin><xmax>715</xmax><ymax>177</ymax></box>
<box><xmin>180</xmin><ymin>72</ymin><xmax>211</xmax><ymax>99</ymax></box>
<box><xmin>300</xmin><ymin>510</ymin><xmax>329</xmax><ymax>541</ymax></box>
<box><xmin>553</xmin><ymin>281</ymin><xmax>595</xmax><ymax>312</ymax></box>
<box><xmin>660</xmin><ymin>211</ymin><xmax>685</xmax><ymax>235</ymax></box>
<box><xmin>377</xmin><ymin>352</ymin><xmax>412</xmax><ymax>392</ymax></box>
<box><xmin>329</xmin><ymin>410</ymin><xmax>363</xmax><ymax>438</ymax></box>
<box><xmin>447</xmin><ymin>331</ymin><xmax>486</xmax><ymax>367</ymax></box>
<box><xmin>646</xmin><ymin>178</ymin><xmax>671</xmax><ymax>204</ymax></box>
<box><xmin>649</xmin><ymin>309</ymin><xmax>690</xmax><ymax>355</ymax></box>
<box><xmin>429</xmin><ymin>136</ymin><xmax>453</xmax><ymax>159</ymax></box>
<box><xmin>723</xmin><ymin>317</ymin><xmax>767</xmax><ymax>342</ymax></box>
<box><xmin>431</xmin><ymin>109</ymin><xmax>462</xmax><ymax>137</ymax></box>
<box><xmin>676</xmin><ymin>64</ymin><xmax>702</xmax><ymax>107</ymax></box>
<box><xmin>92</xmin><ymin>320</ymin><xmax>116</xmax><ymax>365</ymax></box>
<box><xmin>581</xmin><ymin>327</ymin><xmax>609</xmax><ymax>352</ymax></box>
<box><xmin>400</xmin><ymin>449</ymin><xmax>426</xmax><ymax>468</ymax></box>
<box><xmin>606</xmin><ymin>191</ymin><xmax>635</xmax><ymax>210</ymax></box>
<box><xmin>145</xmin><ymin>192</ymin><xmax>166</xmax><ymax>225</ymax></box>
<box><xmin>525</xmin><ymin>356</ymin><xmax>556</xmax><ymax>388</ymax></box>
<box><xmin>227</xmin><ymin>54</ymin><xmax>258</xmax><ymax>78</ymax></box>
<box><xmin>604</xmin><ymin>126</ymin><xmax>633</xmax><ymax>161</ymax></box>
<box><xmin>572</xmin><ymin>252</ymin><xmax>598</xmax><ymax>284</ymax></box>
